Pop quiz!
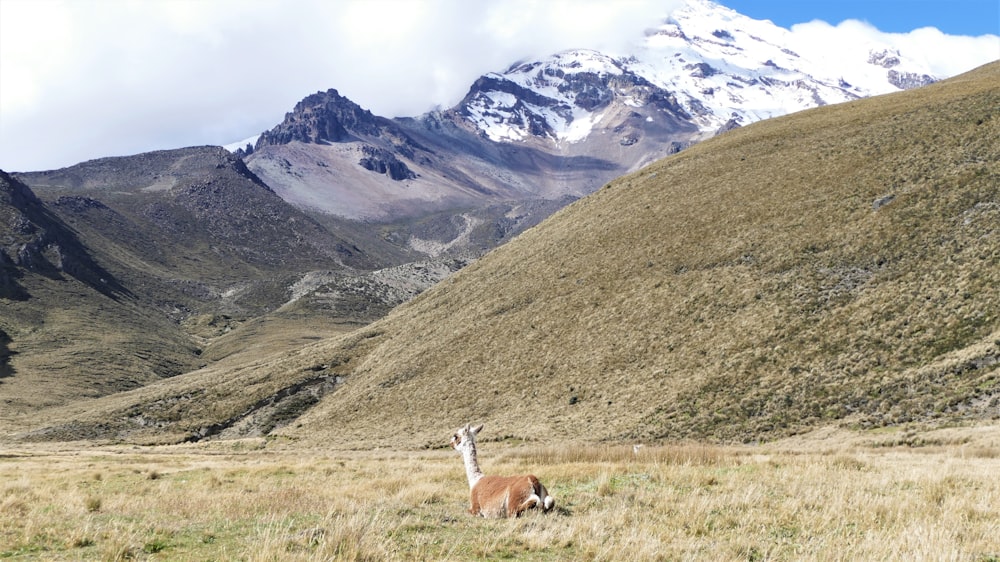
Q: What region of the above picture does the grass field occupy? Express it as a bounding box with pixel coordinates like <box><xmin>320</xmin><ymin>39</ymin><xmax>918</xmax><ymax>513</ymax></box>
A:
<box><xmin>2</xmin><ymin>425</ymin><xmax>998</xmax><ymax>561</ymax></box>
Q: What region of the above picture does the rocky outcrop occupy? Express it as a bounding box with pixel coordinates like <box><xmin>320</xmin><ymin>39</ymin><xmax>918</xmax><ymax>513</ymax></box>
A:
<box><xmin>868</xmin><ymin>49</ymin><xmax>903</xmax><ymax>69</ymax></box>
<box><xmin>358</xmin><ymin>146</ymin><xmax>417</xmax><ymax>181</ymax></box>
<box><xmin>0</xmin><ymin>327</ymin><xmax>12</xmax><ymax>380</ymax></box>
<box><xmin>458</xmin><ymin>52</ymin><xmax>691</xmax><ymax>144</ymax></box>
<box><xmin>887</xmin><ymin>70</ymin><xmax>936</xmax><ymax>90</ymax></box>
<box><xmin>251</xmin><ymin>89</ymin><xmax>430</xmax><ymax>182</ymax></box>
<box><xmin>685</xmin><ymin>62</ymin><xmax>719</xmax><ymax>78</ymax></box>
<box><xmin>458</xmin><ymin>75</ymin><xmax>570</xmax><ymax>140</ymax></box>
<box><xmin>255</xmin><ymin>89</ymin><xmax>392</xmax><ymax>148</ymax></box>
<box><xmin>868</xmin><ymin>49</ymin><xmax>936</xmax><ymax>90</ymax></box>
<box><xmin>0</xmin><ymin>249</ymin><xmax>26</xmax><ymax>300</ymax></box>
<box><xmin>715</xmin><ymin>118</ymin><xmax>742</xmax><ymax>134</ymax></box>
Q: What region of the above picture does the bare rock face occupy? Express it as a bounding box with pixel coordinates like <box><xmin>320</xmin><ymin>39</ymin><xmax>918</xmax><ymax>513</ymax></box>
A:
<box><xmin>0</xmin><ymin>247</ymin><xmax>26</xmax><ymax>300</ymax></box>
<box><xmin>254</xmin><ymin>89</ymin><xmax>391</xmax><ymax>147</ymax></box>
<box><xmin>867</xmin><ymin>49</ymin><xmax>935</xmax><ymax>90</ymax></box>
<box><xmin>458</xmin><ymin>74</ymin><xmax>566</xmax><ymax>139</ymax></box>
<box><xmin>457</xmin><ymin>51</ymin><xmax>691</xmax><ymax>145</ymax></box>
<box><xmin>868</xmin><ymin>49</ymin><xmax>903</xmax><ymax>69</ymax></box>
<box><xmin>0</xmin><ymin>327</ymin><xmax>12</xmax><ymax>381</ymax></box>
<box><xmin>887</xmin><ymin>70</ymin><xmax>936</xmax><ymax>90</ymax></box>
<box><xmin>358</xmin><ymin>146</ymin><xmax>417</xmax><ymax>181</ymax></box>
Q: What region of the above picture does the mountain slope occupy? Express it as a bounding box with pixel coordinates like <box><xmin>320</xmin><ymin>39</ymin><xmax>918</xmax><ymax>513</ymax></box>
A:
<box><xmin>3</xmin><ymin>147</ymin><xmax>424</xmax><ymax>423</ymax></box>
<box><xmin>1</xmin><ymin>170</ymin><xmax>128</xmax><ymax>300</ymax></box>
<box><xmin>240</xmin><ymin>88</ymin><xmax>620</xmax><ymax>223</ymax></box>
<box><xmin>16</xmin><ymin>62</ymin><xmax>998</xmax><ymax>447</ymax></box>
<box><xmin>3</xmin><ymin>144</ymin><xmax>516</xmax><ymax>428</ymax></box>
<box><xmin>1</xmin><ymin>171</ymin><xmax>201</xmax><ymax>419</ymax></box>
<box><xmin>19</xmin><ymin>146</ymin><xmax>372</xmax><ymax>278</ymax></box>
<box><xmin>236</xmin><ymin>0</ymin><xmax>945</xmax><ymax>228</ymax></box>
<box><xmin>288</xmin><ymin>61</ymin><xmax>999</xmax><ymax>446</ymax></box>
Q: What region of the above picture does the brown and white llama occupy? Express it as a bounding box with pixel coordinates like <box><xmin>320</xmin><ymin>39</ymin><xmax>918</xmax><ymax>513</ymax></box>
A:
<box><xmin>450</xmin><ymin>423</ymin><xmax>555</xmax><ymax>518</ymax></box>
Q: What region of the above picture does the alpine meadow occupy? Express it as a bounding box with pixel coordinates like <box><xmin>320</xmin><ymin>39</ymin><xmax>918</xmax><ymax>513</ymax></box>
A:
<box><xmin>1</xmin><ymin>57</ymin><xmax>999</xmax><ymax>562</ymax></box>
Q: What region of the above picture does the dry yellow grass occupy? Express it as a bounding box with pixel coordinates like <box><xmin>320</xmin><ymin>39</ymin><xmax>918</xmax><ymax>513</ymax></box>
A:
<box><xmin>2</xmin><ymin>428</ymin><xmax>999</xmax><ymax>560</ymax></box>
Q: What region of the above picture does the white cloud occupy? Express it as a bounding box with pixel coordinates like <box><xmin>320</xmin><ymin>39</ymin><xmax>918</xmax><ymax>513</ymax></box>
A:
<box><xmin>0</xmin><ymin>0</ymin><xmax>995</xmax><ymax>172</ymax></box>
<box><xmin>882</xmin><ymin>26</ymin><xmax>1000</xmax><ymax>77</ymax></box>
<box><xmin>787</xmin><ymin>18</ymin><xmax>1000</xmax><ymax>85</ymax></box>
<box><xmin>0</xmin><ymin>0</ymin><xmax>673</xmax><ymax>171</ymax></box>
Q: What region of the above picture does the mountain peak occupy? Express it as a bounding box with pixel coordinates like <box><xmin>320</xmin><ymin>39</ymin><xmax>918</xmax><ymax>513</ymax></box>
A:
<box><xmin>254</xmin><ymin>88</ymin><xmax>390</xmax><ymax>148</ymax></box>
<box><xmin>231</xmin><ymin>0</ymin><xmax>947</xmax><ymax>224</ymax></box>
<box><xmin>457</xmin><ymin>48</ymin><xmax>691</xmax><ymax>145</ymax></box>
<box><xmin>451</xmin><ymin>0</ymin><xmax>941</xmax><ymax>141</ymax></box>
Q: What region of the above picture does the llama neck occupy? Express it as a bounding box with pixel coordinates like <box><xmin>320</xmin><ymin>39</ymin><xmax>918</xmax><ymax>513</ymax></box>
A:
<box><xmin>460</xmin><ymin>442</ymin><xmax>484</xmax><ymax>488</ymax></box>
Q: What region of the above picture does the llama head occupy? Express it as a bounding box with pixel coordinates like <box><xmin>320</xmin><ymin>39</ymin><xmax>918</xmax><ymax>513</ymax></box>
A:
<box><xmin>450</xmin><ymin>423</ymin><xmax>484</xmax><ymax>452</ymax></box>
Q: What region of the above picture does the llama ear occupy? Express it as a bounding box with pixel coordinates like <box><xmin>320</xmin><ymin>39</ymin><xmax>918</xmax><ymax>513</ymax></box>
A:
<box><xmin>472</xmin><ymin>424</ymin><xmax>484</xmax><ymax>435</ymax></box>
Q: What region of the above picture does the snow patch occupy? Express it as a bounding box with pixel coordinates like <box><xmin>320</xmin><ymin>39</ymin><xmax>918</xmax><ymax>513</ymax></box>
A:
<box><xmin>223</xmin><ymin>134</ymin><xmax>261</xmax><ymax>153</ymax></box>
<box><xmin>560</xmin><ymin>108</ymin><xmax>603</xmax><ymax>143</ymax></box>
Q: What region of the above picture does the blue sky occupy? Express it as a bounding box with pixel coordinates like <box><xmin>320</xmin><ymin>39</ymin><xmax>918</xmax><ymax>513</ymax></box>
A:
<box><xmin>1</xmin><ymin>0</ymin><xmax>998</xmax><ymax>172</ymax></box>
<box><xmin>723</xmin><ymin>0</ymin><xmax>1000</xmax><ymax>36</ymax></box>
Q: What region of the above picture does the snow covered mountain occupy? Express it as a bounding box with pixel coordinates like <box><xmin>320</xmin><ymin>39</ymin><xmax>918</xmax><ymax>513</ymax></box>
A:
<box><xmin>457</xmin><ymin>0</ymin><xmax>937</xmax><ymax>146</ymax></box>
<box><xmin>237</xmin><ymin>0</ymin><xmax>941</xmax><ymax>230</ymax></box>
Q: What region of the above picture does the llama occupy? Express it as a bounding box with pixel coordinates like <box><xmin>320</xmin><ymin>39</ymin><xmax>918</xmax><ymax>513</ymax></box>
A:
<box><xmin>450</xmin><ymin>423</ymin><xmax>555</xmax><ymax>518</ymax></box>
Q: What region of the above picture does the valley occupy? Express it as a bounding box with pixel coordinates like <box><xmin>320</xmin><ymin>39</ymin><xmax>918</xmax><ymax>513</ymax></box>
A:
<box><xmin>1</xmin><ymin>2</ymin><xmax>997</xmax><ymax>560</ymax></box>
<box><xmin>0</xmin><ymin>0</ymin><xmax>997</xmax><ymax>457</ymax></box>
<box><xmin>2</xmin><ymin>61</ymin><xmax>996</xmax><ymax>449</ymax></box>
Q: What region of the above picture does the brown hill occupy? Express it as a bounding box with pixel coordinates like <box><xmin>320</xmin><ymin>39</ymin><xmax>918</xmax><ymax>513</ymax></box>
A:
<box><xmin>10</xmin><ymin>62</ymin><xmax>999</xmax><ymax>448</ymax></box>
<box><xmin>1</xmin><ymin>170</ymin><xmax>200</xmax><ymax>420</ymax></box>
<box><xmin>3</xmin><ymin>145</ymin><xmax>510</xmax><ymax>430</ymax></box>
<box><xmin>2</xmin><ymin>147</ymin><xmax>400</xmax><ymax>426</ymax></box>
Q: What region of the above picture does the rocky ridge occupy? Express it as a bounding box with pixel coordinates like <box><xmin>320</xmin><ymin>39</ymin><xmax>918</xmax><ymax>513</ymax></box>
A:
<box><xmin>234</xmin><ymin>0</ymin><xmax>944</xmax><ymax>226</ymax></box>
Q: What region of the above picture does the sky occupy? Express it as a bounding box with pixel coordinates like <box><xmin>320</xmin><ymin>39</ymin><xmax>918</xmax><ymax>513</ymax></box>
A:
<box><xmin>1</xmin><ymin>0</ymin><xmax>997</xmax><ymax>173</ymax></box>
<box><xmin>723</xmin><ymin>0</ymin><xmax>1000</xmax><ymax>36</ymax></box>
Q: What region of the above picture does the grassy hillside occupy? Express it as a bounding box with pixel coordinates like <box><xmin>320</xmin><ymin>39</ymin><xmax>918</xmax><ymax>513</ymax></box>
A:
<box><xmin>10</xmin><ymin>62</ymin><xmax>999</xmax><ymax>447</ymax></box>
<box><xmin>3</xmin><ymin>147</ymin><xmax>410</xmax><ymax>428</ymax></box>
<box><xmin>289</xmin><ymin>61</ymin><xmax>999</xmax><ymax>446</ymax></box>
<box><xmin>1</xmin><ymin>169</ymin><xmax>202</xmax><ymax>424</ymax></box>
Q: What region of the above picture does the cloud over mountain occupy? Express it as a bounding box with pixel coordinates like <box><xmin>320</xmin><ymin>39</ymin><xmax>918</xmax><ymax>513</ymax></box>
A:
<box><xmin>786</xmin><ymin>18</ymin><xmax>1000</xmax><ymax>79</ymax></box>
<box><xmin>0</xmin><ymin>0</ymin><xmax>995</xmax><ymax>172</ymax></box>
